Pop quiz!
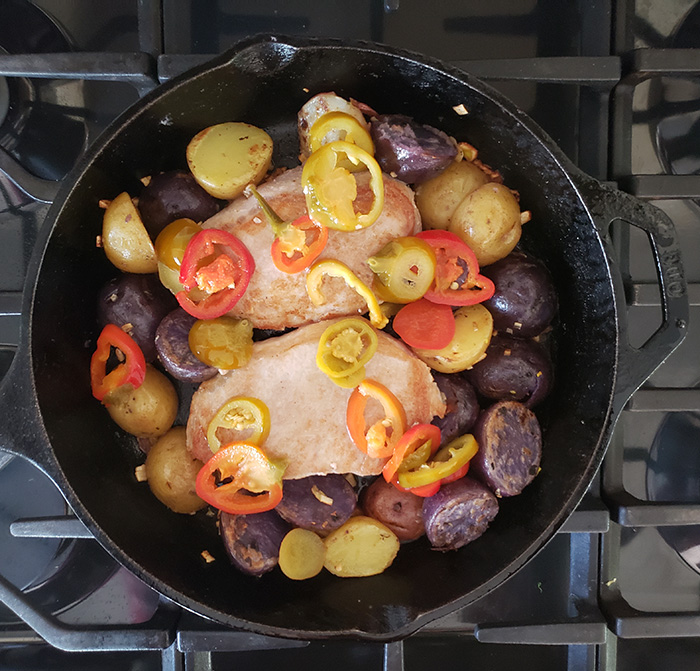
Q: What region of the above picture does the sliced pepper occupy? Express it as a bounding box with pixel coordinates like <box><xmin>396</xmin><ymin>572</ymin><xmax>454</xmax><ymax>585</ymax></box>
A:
<box><xmin>302</xmin><ymin>140</ymin><xmax>384</xmax><ymax>231</ymax></box>
<box><xmin>316</xmin><ymin>317</ymin><xmax>378</xmax><ymax>385</ymax></box>
<box><xmin>246</xmin><ymin>184</ymin><xmax>328</xmax><ymax>274</ymax></box>
<box><xmin>382</xmin><ymin>423</ymin><xmax>441</xmax><ymax>484</ymax></box>
<box><xmin>306</xmin><ymin>259</ymin><xmax>388</xmax><ymax>329</ymax></box>
<box><xmin>155</xmin><ymin>218</ymin><xmax>202</xmax><ymax>272</ymax></box>
<box><xmin>177</xmin><ymin>229</ymin><xmax>255</xmax><ymax>319</ymax></box>
<box><xmin>367</xmin><ymin>236</ymin><xmax>436</xmax><ymax>304</ymax></box>
<box><xmin>189</xmin><ymin>316</ymin><xmax>253</xmax><ymax>370</ymax></box>
<box><xmin>308</xmin><ymin>111</ymin><xmax>375</xmax><ymax>170</ymax></box>
<box><xmin>397</xmin><ymin>433</ymin><xmax>478</xmax><ymax>489</ymax></box>
<box><xmin>195</xmin><ymin>442</ymin><xmax>285</xmax><ymax>515</ymax></box>
<box><xmin>90</xmin><ymin>323</ymin><xmax>147</xmax><ymax>402</ymax></box>
<box><xmin>392</xmin><ymin>298</ymin><xmax>456</xmax><ymax>350</ymax></box>
<box><xmin>206</xmin><ymin>397</ymin><xmax>271</xmax><ymax>453</ymax></box>
<box><xmin>347</xmin><ymin>378</ymin><xmax>407</xmax><ymax>459</ymax></box>
<box><xmin>416</xmin><ymin>230</ymin><xmax>495</xmax><ymax>306</ymax></box>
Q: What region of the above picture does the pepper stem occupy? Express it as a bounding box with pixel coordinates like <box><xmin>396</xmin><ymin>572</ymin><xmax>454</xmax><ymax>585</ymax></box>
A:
<box><xmin>245</xmin><ymin>184</ymin><xmax>286</xmax><ymax>236</ymax></box>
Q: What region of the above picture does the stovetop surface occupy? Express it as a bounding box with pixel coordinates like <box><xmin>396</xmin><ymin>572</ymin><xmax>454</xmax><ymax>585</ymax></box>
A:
<box><xmin>1</xmin><ymin>1</ymin><xmax>700</xmax><ymax>670</ymax></box>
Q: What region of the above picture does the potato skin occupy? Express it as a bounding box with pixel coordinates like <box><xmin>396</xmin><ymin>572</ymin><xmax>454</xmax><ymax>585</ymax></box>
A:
<box><xmin>466</xmin><ymin>334</ymin><xmax>553</xmax><ymax>408</ymax></box>
<box><xmin>220</xmin><ymin>510</ymin><xmax>291</xmax><ymax>576</ymax></box>
<box><xmin>323</xmin><ymin>516</ymin><xmax>400</xmax><ymax>577</ymax></box>
<box><xmin>422</xmin><ymin>477</ymin><xmax>499</xmax><ymax>550</ymax></box>
<box><xmin>102</xmin><ymin>192</ymin><xmax>158</xmax><ymax>274</ymax></box>
<box><xmin>106</xmin><ymin>364</ymin><xmax>178</xmax><ymax>438</ymax></box>
<box><xmin>361</xmin><ymin>477</ymin><xmax>425</xmax><ymax>541</ymax></box>
<box><xmin>431</xmin><ymin>372</ymin><xmax>480</xmax><ymax>445</ymax></box>
<box><xmin>275</xmin><ymin>474</ymin><xmax>357</xmax><ymax>533</ymax></box>
<box><xmin>448</xmin><ymin>182</ymin><xmax>522</xmax><ymax>266</ymax></box>
<box><xmin>145</xmin><ymin>426</ymin><xmax>206</xmax><ymax>513</ymax></box>
<box><xmin>415</xmin><ymin>160</ymin><xmax>490</xmax><ymax>230</ymax></box>
<box><xmin>97</xmin><ymin>274</ymin><xmax>176</xmax><ymax>362</ymax></box>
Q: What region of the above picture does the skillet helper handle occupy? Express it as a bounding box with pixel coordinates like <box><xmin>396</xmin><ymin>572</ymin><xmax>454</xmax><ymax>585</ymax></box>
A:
<box><xmin>0</xmin><ymin>345</ymin><xmax>59</xmax><ymax>478</ymax></box>
<box><xmin>578</xmin><ymin>175</ymin><xmax>688</xmax><ymax>414</ymax></box>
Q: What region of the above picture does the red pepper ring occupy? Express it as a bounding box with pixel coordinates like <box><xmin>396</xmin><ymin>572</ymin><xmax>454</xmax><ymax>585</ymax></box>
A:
<box><xmin>176</xmin><ymin>229</ymin><xmax>255</xmax><ymax>319</ymax></box>
<box><xmin>195</xmin><ymin>442</ymin><xmax>286</xmax><ymax>515</ymax></box>
<box><xmin>382</xmin><ymin>423</ymin><xmax>441</xmax><ymax>484</ymax></box>
<box><xmin>390</xmin><ymin>476</ymin><xmax>440</xmax><ymax>498</ymax></box>
<box><xmin>271</xmin><ymin>215</ymin><xmax>329</xmax><ymax>274</ymax></box>
<box><xmin>416</xmin><ymin>230</ymin><xmax>495</xmax><ymax>307</ymax></box>
<box><xmin>90</xmin><ymin>323</ymin><xmax>146</xmax><ymax>402</ymax></box>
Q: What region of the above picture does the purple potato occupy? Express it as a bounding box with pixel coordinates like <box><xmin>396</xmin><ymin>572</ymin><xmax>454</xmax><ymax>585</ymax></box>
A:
<box><xmin>471</xmin><ymin>400</ymin><xmax>542</xmax><ymax>497</ymax></box>
<box><xmin>275</xmin><ymin>475</ymin><xmax>357</xmax><ymax>533</ymax></box>
<box><xmin>219</xmin><ymin>510</ymin><xmax>291</xmax><ymax>576</ymax></box>
<box><xmin>361</xmin><ymin>477</ymin><xmax>425</xmax><ymax>541</ymax></box>
<box><xmin>370</xmin><ymin>114</ymin><xmax>459</xmax><ymax>184</ymax></box>
<box><xmin>481</xmin><ymin>251</ymin><xmax>558</xmax><ymax>338</ymax></box>
<box><xmin>422</xmin><ymin>477</ymin><xmax>499</xmax><ymax>550</ymax></box>
<box><xmin>155</xmin><ymin>308</ymin><xmax>217</xmax><ymax>383</ymax></box>
<box><xmin>466</xmin><ymin>335</ymin><xmax>553</xmax><ymax>408</ymax></box>
<box><xmin>97</xmin><ymin>274</ymin><xmax>176</xmax><ymax>362</ymax></box>
<box><xmin>431</xmin><ymin>372</ymin><xmax>480</xmax><ymax>445</ymax></box>
<box><xmin>138</xmin><ymin>170</ymin><xmax>222</xmax><ymax>237</ymax></box>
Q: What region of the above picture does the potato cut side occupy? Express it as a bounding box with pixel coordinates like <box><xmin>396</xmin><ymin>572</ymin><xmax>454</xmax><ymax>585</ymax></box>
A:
<box><xmin>323</xmin><ymin>516</ymin><xmax>399</xmax><ymax>578</ymax></box>
<box><xmin>186</xmin><ymin>122</ymin><xmax>273</xmax><ymax>200</ymax></box>
<box><xmin>278</xmin><ymin>528</ymin><xmax>326</xmax><ymax>580</ymax></box>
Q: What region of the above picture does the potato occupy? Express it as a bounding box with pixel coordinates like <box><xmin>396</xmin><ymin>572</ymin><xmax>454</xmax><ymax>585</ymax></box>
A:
<box><xmin>414</xmin><ymin>160</ymin><xmax>490</xmax><ymax>230</ymax></box>
<box><xmin>102</xmin><ymin>192</ymin><xmax>157</xmax><ymax>273</ymax></box>
<box><xmin>144</xmin><ymin>426</ymin><xmax>206</xmax><ymax>513</ymax></box>
<box><xmin>448</xmin><ymin>182</ymin><xmax>522</xmax><ymax>266</ymax></box>
<box><xmin>413</xmin><ymin>304</ymin><xmax>493</xmax><ymax>374</ymax></box>
<box><xmin>186</xmin><ymin>122</ymin><xmax>273</xmax><ymax>200</ymax></box>
<box><xmin>361</xmin><ymin>477</ymin><xmax>425</xmax><ymax>541</ymax></box>
<box><xmin>323</xmin><ymin>515</ymin><xmax>399</xmax><ymax>578</ymax></box>
<box><xmin>106</xmin><ymin>364</ymin><xmax>178</xmax><ymax>438</ymax></box>
<box><xmin>278</xmin><ymin>528</ymin><xmax>326</xmax><ymax>580</ymax></box>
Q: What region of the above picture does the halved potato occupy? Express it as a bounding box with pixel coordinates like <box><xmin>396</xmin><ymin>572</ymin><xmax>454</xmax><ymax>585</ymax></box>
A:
<box><xmin>323</xmin><ymin>515</ymin><xmax>399</xmax><ymax>578</ymax></box>
<box><xmin>102</xmin><ymin>192</ymin><xmax>157</xmax><ymax>273</ymax></box>
<box><xmin>186</xmin><ymin>122</ymin><xmax>273</xmax><ymax>200</ymax></box>
<box><xmin>413</xmin><ymin>304</ymin><xmax>493</xmax><ymax>374</ymax></box>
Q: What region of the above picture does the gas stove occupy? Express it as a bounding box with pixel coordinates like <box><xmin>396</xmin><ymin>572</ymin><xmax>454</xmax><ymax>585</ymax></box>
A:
<box><xmin>1</xmin><ymin>1</ymin><xmax>699</xmax><ymax>669</ymax></box>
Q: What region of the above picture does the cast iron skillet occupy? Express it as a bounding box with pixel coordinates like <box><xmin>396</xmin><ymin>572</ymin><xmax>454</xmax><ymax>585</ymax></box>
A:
<box><xmin>0</xmin><ymin>36</ymin><xmax>689</xmax><ymax>640</ymax></box>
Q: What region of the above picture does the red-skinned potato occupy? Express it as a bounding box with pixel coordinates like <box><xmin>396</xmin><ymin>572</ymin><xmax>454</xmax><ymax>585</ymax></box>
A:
<box><xmin>361</xmin><ymin>477</ymin><xmax>425</xmax><ymax>541</ymax></box>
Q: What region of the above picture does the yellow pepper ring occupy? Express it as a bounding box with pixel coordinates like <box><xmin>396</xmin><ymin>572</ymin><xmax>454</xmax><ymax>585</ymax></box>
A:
<box><xmin>308</xmin><ymin>112</ymin><xmax>375</xmax><ymax>158</ymax></box>
<box><xmin>306</xmin><ymin>259</ymin><xmax>388</xmax><ymax>329</ymax></box>
<box><xmin>302</xmin><ymin>140</ymin><xmax>384</xmax><ymax>232</ymax></box>
<box><xmin>398</xmin><ymin>434</ymin><xmax>479</xmax><ymax>489</ymax></box>
<box><xmin>316</xmin><ymin>317</ymin><xmax>378</xmax><ymax>381</ymax></box>
<box><xmin>206</xmin><ymin>396</ymin><xmax>271</xmax><ymax>453</ymax></box>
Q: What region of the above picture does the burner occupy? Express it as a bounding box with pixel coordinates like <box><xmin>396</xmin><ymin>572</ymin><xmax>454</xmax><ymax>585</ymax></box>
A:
<box><xmin>646</xmin><ymin>411</ymin><xmax>700</xmax><ymax>575</ymax></box>
<box><xmin>0</xmin><ymin>0</ymin><xmax>87</xmax><ymax>182</ymax></box>
<box><xmin>652</xmin><ymin>3</ymin><xmax>700</xmax><ymax>187</ymax></box>
<box><xmin>0</xmin><ymin>456</ymin><xmax>119</xmax><ymax>625</ymax></box>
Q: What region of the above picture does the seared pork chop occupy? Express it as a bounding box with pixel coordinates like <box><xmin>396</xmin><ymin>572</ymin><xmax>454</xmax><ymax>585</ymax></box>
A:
<box><xmin>202</xmin><ymin>166</ymin><xmax>420</xmax><ymax>330</ymax></box>
<box><xmin>187</xmin><ymin>318</ymin><xmax>445</xmax><ymax>479</ymax></box>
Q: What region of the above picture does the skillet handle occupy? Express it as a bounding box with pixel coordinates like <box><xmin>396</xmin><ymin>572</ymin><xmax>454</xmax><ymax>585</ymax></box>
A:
<box><xmin>0</xmin><ymin>344</ymin><xmax>59</xmax><ymax>479</ymax></box>
<box><xmin>575</xmin><ymin>174</ymin><xmax>688</xmax><ymax>415</ymax></box>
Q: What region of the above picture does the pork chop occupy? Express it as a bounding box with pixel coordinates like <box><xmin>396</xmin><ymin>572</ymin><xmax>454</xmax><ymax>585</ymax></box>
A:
<box><xmin>202</xmin><ymin>166</ymin><xmax>421</xmax><ymax>330</ymax></box>
<box><xmin>187</xmin><ymin>318</ymin><xmax>445</xmax><ymax>480</ymax></box>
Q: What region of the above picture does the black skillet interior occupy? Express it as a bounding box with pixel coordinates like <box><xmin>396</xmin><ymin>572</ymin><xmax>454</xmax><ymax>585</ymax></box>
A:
<box><xmin>25</xmin><ymin>37</ymin><xmax>619</xmax><ymax>639</ymax></box>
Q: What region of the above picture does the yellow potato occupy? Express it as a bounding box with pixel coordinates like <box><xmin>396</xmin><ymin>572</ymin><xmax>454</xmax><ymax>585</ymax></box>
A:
<box><xmin>415</xmin><ymin>160</ymin><xmax>490</xmax><ymax>230</ymax></box>
<box><xmin>145</xmin><ymin>427</ymin><xmax>206</xmax><ymax>514</ymax></box>
<box><xmin>279</xmin><ymin>528</ymin><xmax>326</xmax><ymax>580</ymax></box>
<box><xmin>186</xmin><ymin>122</ymin><xmax>273</xmax><ymax>200</ymax></box>
<box><xmin>106</xmin><ymin>364</ymin><xmax>178</xmax><ymax>438</ymax></box>
<box><xmin>323</xmin><ymin>515</ymin><xmax>399</xmax><ymax>578</ymax></box>
<box><xmin>448</xmin><ymin>182</ymin><xmax>522</xmax><ymax>266</ymax></box>
<box><xmin>102</xmin><ymin>192</ymin><xmax>157</xmax><ymax>273</ymax></box>
<box><xmin>413</xmin><ymin>304</ymin><xmax>493</xmax><ymax>374</ymax></box>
